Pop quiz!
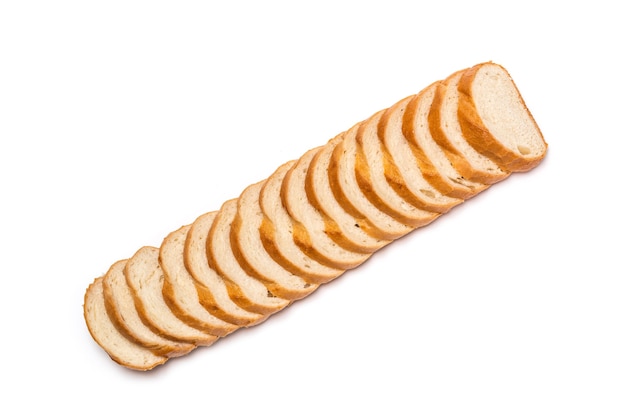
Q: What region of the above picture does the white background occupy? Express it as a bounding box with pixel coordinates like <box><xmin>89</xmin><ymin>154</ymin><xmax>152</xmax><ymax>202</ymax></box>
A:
<box><xmin>1</xmin><ymin>1</ymin><xmax>624</xmax><ymax>416</ymax></box>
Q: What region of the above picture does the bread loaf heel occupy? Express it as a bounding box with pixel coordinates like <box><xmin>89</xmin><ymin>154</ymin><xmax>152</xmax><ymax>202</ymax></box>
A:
<box><xmin>457</xmin><ymin>62</ymin><xmax>547</xmax><ymax>172</ymax></box>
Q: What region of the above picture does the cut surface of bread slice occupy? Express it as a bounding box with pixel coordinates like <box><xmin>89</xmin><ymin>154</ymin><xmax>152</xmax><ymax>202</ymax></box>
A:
<box><xmin>259</xmin><ymin>161</ymin><xmax>344</xmax><ymax>285</ymax></box>
<box><xmin>457</xmin><ymin>62</ymin><xmax>547</xmax><ymax>172</ymax></box>
<box><xmin>281</xmin><ymin>146</ymin><xmax>371</xmax><ymax>270</ymax></box>
<box><xmin>231</xmin><ymin>181</ymin><xmax>318</xmax><ymax>301</ymax></box>
<box><xmin>306</xmin><ymin>134</ymin><xmax>390</xmax><ymax>253</ymax></box>
<box><xmin>328</xmin><ymin>123</ymin><xmax>415</xmax><ymax>240</ymax></box>
<box><xmin>402</xmin><ymin>83</ymin><xmax>488</xmax><ymax>199</ymax></box>
<box><xmin>378</xmin><ymin>95</ymin><xmax>463</xmax><ymax>214</ymax></box>
<box><xmin>102</xmin><ymin>259</ymin><xmax>195</xmax><ymax>357</ymax></box>
<box><xmin>185</xmin><ymin>211</ymin><xmax>264</xmax><ymax>326</ymax></box>
<box><xmin>355</xmin><ymin>108</ymin><xmax>441</xmax><ymax>228</ymax></box>
<box><xmin>207</xmin><ymin>199</ymin><xmax>290</xmax><ymax>316</ymax></box>
<box><xmin>84</xmin><ymin>278</ymin><xmax>167</xmax><ymax>371</ymax></box>
<box><xmin>125</xmin><ymin>246</ymin><xmax>218</xmax><ymax>346</ymax></box>
<box><xmin>429</xmin><ymin>69</ymin><xmax>510</xmax><ymax>184</ymax></box>
<box><xmin>160</xmin><ymin>224</ymin><xmax>238</xmax><ymax>337</ymax></box>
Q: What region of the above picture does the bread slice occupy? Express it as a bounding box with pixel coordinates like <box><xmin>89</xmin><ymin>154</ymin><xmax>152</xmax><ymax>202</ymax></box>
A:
<box><xmin>429</xmin><ymin>69</ymin><xmax>510</xmax><ymax>184</ymax></box>
<box><xmin>306</xmin><ymin>134</ymin><xmax>391</xmax><ymax>253</ymax></box>
<box><xmin>354</xmin><ymin>108</ymin><xmax>441</xmax><ymax>228</ymax></box>
<box><xmin>328</xmin><ymin>123</ymin><xmax>415</xmax><ymax>240</ymax></box>
<box><xmin>231</xmin><ymin>181</ymin><xmax>318</xmax><ymax>301</ymax></box>
<box><xmin>281</xmin><ymin>146</ymin><xmax>371</xmax><ymax>270</ymax></box>
<box><xmin>207</xmin><ymin>199</ymin><xmax>290</xmax><ymax>316</ymax></box>
<box><xmin>457</xmin><ymin>62</ymin><xmax>548</xmax><ymax>172</ymax></box>
<box><xmin>378</xmin><ymin>95</ymin><xmax>463</xmax><ymax>214</ymax></box>
<box><xmin>124</xmin><ymin>246</ymin><xmax>218</xmax><ymax>346</ymax></box>
<box><xmin>402</xmin><ymin>83</ymin><xmax>488</xmax><ymax>199</ymax></box>
<box><xmin>102</xmin><ymin>259</ymin><xmax>195</xmax><ymax>357</ymax></box>
<box><xmin>84</xmin><ymin>278</ymin><xmax>167</xmax><ymax>371</ymax></box>
<box><xmin>185</xmin><ymin>211</ymin><xmax>264</xmax><ymax>326</ymax></box>
<box><xmin>259</xmin><ymin>161</ymin><xmax>344</xmax><ymax>285</ymax></box>
<box><xmin>160</xmin><ymin>224</ymin><xmax>238</xmax><ymax>337</ymax></box>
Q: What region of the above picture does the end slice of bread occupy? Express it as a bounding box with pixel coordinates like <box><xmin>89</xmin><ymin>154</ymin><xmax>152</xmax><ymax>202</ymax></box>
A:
<box><xmin>457</xmin><ymin>62</ymin><xmax>547</xmax><ymax>172</ymax></box>
<box><xmin>84</xmin><ymin>278</ymin><xmax>167</xmax><ymax>371</ymax></box>
<box><xmin>429</xmin><ymin>69</ymin><xmax>510</xmax><ymax>184</ymax></box>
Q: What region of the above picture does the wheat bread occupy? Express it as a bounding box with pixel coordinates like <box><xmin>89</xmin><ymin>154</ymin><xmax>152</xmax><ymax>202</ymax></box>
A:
<box><xmin>84</xmin><ymin>278</ymin><xmax>168</xmax><ymax>371</ymax></box>
<box><xmin>185</xmin><ymin>211</ymin><xmax>264</xmax><ymax>326</ymax></box>
<box><xmin>231</xmin><ymin>181</ymin><xmax>318</xmax><ymax>301</ymax></box>
<box><xmin>259</xmin><ymin>161</ymin><xmax>344</xmax><ymax>284</ymax></box>
<box><xmin>207</xmin><ymin>199</ymin><xmax>290</xmax><ymax>315</ymax></box>
<box><xmin>102</xmin><ymin>259</ymin><xmax>195</xmax><ymax>357</ymax></box>
<box><xmin>402</xmin><ymin>83</ymin><xmax>488</xmax><ymax>199</ymax></box>
<box><xmin>429</xmin><ymin>70</ymin><xmax>510</xmax><ymax>184</ymax></box>
<box><xmin>125</xmin><ymin>246</ymin><xmax>218</xmax><ymax>346</ymax></box>
<box><xmin>457</xmin><ymin>62</ymin><xmax>547</xmax><ymax>172</ymax></box>
<box><xmin>160</xmin><ymin>224</ymin><xmax>238</xmax><ymax>337</ymax></box>
<box><xmin>329</xmin><ymin>123</ymin><xmax>415</xmax><ymax>240</ymax></box>
<box><xmin>354</xmin><ymin>108</ymin><xmax>441</xmax><ymax>228</ymax></box>
<box><xmin>281</xmin><ymin>146</ymin><xmax>371</xmax><ymax>270</ymax></box>
<box><xmin>306</xmin><ymin>134</ymin><xmax>391</xmax><ymax>253</ymax></box>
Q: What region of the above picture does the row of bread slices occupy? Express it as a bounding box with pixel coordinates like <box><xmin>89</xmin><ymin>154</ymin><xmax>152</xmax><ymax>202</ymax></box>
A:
<box><xmin>83</xmin><ymin>62</ymin><xmax>547</xmax><ymax>370</ymax></box>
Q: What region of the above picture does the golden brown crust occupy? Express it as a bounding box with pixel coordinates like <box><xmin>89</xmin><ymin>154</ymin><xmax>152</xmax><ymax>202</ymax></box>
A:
<box><xmin>160</xmin><ymin>226</ymin><xmax>238</xmax><ymax>337</ymax></box>
<box><xmin>305</xmin><ymin>136</ymin><xmax>387</xmax><ymax>253</ymax></box>
<box><xmin>377</xmin><ymin>97</ymin><xmax>461</xmax><ymax>214</ymax></box>
<box><xmin>84</xmin><ymin>62</ymin><xmax>547</xmax><ymax>370</ymax></box>
<box><xmin>84</xmin><ymin>278</ymin><xmax>168</xmax><ymax>371</ymax></box>
<box><xmin>402</xmin><ymin>84</ymin><xmax>485</xmax><ymax>200</ymax></box>
<box><xmin>206</xmin><ymin>200</ymin><xmax>289</xmax><ymax>316</ymax></box>
<box><xmin>184</xmin><ymin>211</ymin><xmax>263</xmax><ymax>327</ymax></box>
<box><xmin>457</xmin><ymin>62</ymin><xmax>547</xmax><ymax>172</ymax></box>
<box><xmin>327</xmin><ymin>126</ymin><xmax>407</xmax><ymax>241</ymax></box>
<box><xmin>230</xmin><ymin>184</ymin><xmax>317</xmax><ymax>301</ymax></box>
<box><xmin>428</xmin><ymin>70</ymin><xmax>508</xmax><ymax>185</ymax></box>
<box><xmin>101</xmin><ymin>260</ymin><xmax>195</xmax><ymax>357</ymax></box>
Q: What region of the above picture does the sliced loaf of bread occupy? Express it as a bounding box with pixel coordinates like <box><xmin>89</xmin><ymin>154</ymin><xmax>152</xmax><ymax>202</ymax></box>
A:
<box><xmin>84</xmin><ymin>62</ymin><xmax>547</xmax><ymax>371</ymax></box>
